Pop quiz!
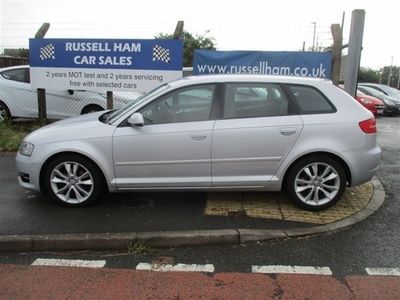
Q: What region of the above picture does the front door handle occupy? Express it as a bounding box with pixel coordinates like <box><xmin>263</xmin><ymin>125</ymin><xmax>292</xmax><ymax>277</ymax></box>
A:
<box><xmin>279</xmin><ymin>127</ymin><xmax>297</xmax><ymax>136</ymax></box>
<box><xmin>190</xmin><ymin>134</ymin><xmax>207</xmax><ymax>141</ymax></box>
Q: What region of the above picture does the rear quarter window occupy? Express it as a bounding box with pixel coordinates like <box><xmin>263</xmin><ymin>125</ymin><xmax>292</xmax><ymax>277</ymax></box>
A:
<box><xmin>288</xmin><ymin>85</ymin><xmax>336</xmax><ymax>114</ymax></box>
<box><xmin>0</xmin><ymin>68</ymin><xmax>30</xmax><ymax>83</ymax></box>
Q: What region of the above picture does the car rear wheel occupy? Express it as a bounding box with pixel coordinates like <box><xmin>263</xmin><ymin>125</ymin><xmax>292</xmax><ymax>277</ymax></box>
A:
<box><xmin>81</xmin><ymin>104</ymin><xmax>104</xmax><ymax>114</ymax></box>
<box><xmin>0</xmin><ymin>101</ymin><xmax>11</xmax><ymax>123</ymax></box>
<box><xmin>286</xmin><ymin>155</ymin><xmax>346</xmax><ymax>211</ymax></box>
<box><xmin>44</xmin><ymin>155</ymin><xmax>103</xmax><ymax>207</ymax></box>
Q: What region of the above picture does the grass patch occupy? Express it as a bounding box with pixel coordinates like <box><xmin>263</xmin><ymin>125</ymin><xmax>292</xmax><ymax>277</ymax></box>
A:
<box><xmin>0</xmin><ymin>121</ymin><xmax>39</xmax><ymax>152</ymax></box>
<box><xmin>127</xmin><ymin>241</ymin><xmax>150</xmax><ymax>255</ymax></box>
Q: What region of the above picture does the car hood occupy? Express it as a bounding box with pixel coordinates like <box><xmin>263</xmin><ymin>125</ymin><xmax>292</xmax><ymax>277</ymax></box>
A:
<box><xmin>356</xmin><ymin>94</ymin><xmax>383</xmax><ymax>104</ymax></box>
<box><xmin>47</xmin><ymin>111</ymin><xmax>106</xmax><ymax>127</ymax></box>
<box><xmin>24</xmin><ymin>111</ymin><xmax>115</xmax><ymax>145</ymax></box>
<box><xmin>381</xmin><ymin>95</ymin><xmax>400</xmax><ymax>103</ymax></box>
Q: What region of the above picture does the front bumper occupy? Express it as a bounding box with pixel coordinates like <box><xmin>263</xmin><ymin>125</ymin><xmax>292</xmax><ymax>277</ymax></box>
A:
<box><xmin>15</xmin><ymin>152</ymin><xmax>42</xmax><ymax>192</ymax></box>
<box><xmin>384</xmin><ymin>104</ymin><xmax>400</xmax><ymax>115</ymax></box>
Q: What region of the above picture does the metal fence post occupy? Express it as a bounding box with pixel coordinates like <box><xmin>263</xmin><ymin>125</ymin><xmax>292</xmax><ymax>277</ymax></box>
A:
<box><xmin>344</xmin><ymin>10</ymin><xmax>365</xmax><ymax>97</ymax></box>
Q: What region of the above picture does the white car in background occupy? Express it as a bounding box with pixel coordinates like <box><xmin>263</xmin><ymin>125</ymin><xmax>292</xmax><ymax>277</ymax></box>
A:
<box><xmin>0</xmin><ymin>65</ymin><xmax>139</xmax><ymax>122</ymax></box>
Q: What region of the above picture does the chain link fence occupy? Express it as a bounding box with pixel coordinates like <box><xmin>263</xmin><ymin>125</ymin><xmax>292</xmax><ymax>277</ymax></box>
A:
<box><xmin>0</xmin><ymin>64</ymin><xmax>142</xmax><ymax>123</ymax></box>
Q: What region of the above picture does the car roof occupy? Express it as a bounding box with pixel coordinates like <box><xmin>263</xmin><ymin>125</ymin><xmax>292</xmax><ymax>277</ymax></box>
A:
<box><xmin>359</xmin><ymin>83</ymin><xmax>386</xmax><ymax>87</ymax></box>
<box><xmin>0</xmin><ymin>65</ymin><xmax>29</xmax><ymax>72</ymax></box>
<box><xmin>169</xmin><ymin>74</ymin><xmax>332</xmax><ymax>88</ymax></box>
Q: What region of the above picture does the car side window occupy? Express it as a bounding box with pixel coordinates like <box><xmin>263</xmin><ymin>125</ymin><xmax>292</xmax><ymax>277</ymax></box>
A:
<box><xmin>139</xmin><ymin>84</ymin><xmax>215</xmax><ymax>125</ymax></box>
<box><xmin>1</xmin><ymin>68</ymin><xmax>30</xmax><ymax>83</ymax></box>
<box><xmin>223</xmin><ymin>83</ymin><xmax>289</xmax><ymax>118</ymax></box>
<box><xmin>288</xmin><ymin>85</ymin><xmax>335</xmax><ymax>114</ymax></box>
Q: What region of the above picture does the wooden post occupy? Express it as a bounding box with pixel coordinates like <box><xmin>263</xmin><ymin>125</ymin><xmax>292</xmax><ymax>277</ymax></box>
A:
<box><xmin>173</xmin><ymin>21</ymin><xmax>184</xmax><ymax>39</ymax></box>
<box><xmin>35</xmin><ymin>22</ymin><xmax>50</xmax><ymax>123</ymax></box>
<box><xmin>331</xmin><ymin>24</ymin><xmax>343</xmax><ymax>86</ymax></box>
<box><xmin>107</xmin><ymin>91</ymin><xmax>113</xmax><ymax>110</ymax></box>
<box><xmin>37</xmin><ymin>88</ymin><xmax>47</xmax><ymax>123</ymax></box>
<box><xmin>34</xmin><ymin>23</ymin><xmax>50</xmax><ymax>39</ymax></box>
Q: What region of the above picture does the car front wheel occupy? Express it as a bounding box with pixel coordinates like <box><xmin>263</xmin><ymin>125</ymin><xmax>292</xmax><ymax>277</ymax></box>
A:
<box><xmin>44</xmin><ymin>155</ymin><xmax>103</xmax><ymax>207</ymax></box>
<box><xmin>0</xmin><ymin>101</ymin><xmax>11</xmax><ymax>123</ymax></box>
<box><xmin>286</xmin><ymin>155</ymin><xmax>346</xmax><ymax>211</ymax></box>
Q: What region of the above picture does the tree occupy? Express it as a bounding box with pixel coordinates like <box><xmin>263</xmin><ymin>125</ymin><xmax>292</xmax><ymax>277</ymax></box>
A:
<box><xmin>3</xmin><ymin>48</ymin><xmax>29</xmax><ymax>58</ymax></box>
<box><xmin>358</xmin><ymin>67</ymin><xmax>380</xmax><ymax>83</ymax></box>
<box><xmin>380</xmin><ymin>65</ymin><xmax>400</xmax><ymax>87</ymax></box>
<box><xmin>155</xmin><ymin>30</ymin><xmax>216</xmax><ymax>67</ymax></box>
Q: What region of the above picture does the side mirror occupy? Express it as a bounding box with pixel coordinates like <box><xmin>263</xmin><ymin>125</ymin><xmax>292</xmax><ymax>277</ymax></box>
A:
<box><xmin>127</xmin><ymin>112</ymin><xmax>144</xmax><ymax>127</ymax></box>
<box><xmin>67</xmin><ymin>89</ymin><xmax>74</xmax><ymax>95</ymax></box>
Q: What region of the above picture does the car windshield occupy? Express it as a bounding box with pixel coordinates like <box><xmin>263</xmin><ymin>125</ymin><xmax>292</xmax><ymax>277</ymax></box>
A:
<box><xmin>385</xmin><ymin>86</ymin><xmax>400</xmax><ymax>95</ymax></box>
<box><xmin>359</xmin><ymin>86</ymin><xmax>385</xmax><ymax>98</ymax></box>
<box><xmin>106</xmin><ymin>83</ymin><xmax>170</xmax><ymax>124</ymax></box>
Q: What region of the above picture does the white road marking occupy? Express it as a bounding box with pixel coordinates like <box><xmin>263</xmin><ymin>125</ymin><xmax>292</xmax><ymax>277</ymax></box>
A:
<box><xmin>252</xmin><ymin>265</ymin><xmax>332</xmax><ymax>275</ymax></box>
<box><xmin>27</xmin><ymin>195</ymin><xmax>37</xmax><ymax>199</ymax></box>
<box><xmin>136</xmin><ymin>263</ymin><xmax>215</xmax><ymax>273</ymax></box>
<box><xmin>365</xmin><ymin>268</ymin><xmax>400</xmax><ymax>276</ymax></box>
<box><xmin>32</xmin><ymin>258</ymin><xmax>106</xmax><ymax>268</ymax></box>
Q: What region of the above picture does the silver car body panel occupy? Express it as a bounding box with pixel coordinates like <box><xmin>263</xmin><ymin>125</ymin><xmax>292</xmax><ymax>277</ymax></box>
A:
<box><xmin>113</xmin><ymin>120</ymin><xmax>215</xmax><ymax>188</ymax></box>
<box><xmin>212</xmin><ymin>115</ymin><xmax>303</xmax><ymax>187</ymax></box>
<box><xmin>16</xmin><ymin>75</ymin><xmax>381</xmax><ymax>194</ymax></box>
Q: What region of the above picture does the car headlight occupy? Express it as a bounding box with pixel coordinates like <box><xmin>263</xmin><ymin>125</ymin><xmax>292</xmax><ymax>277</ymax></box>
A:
<box><xmin>360</xmin><ymin>98</ymin><xmax>371</xmax><ymax>104</ymax></box>
<box><xmin>383</xmin><ymin>99</ymin><xmax>395</xmax><ymax>105</ymax></box>
<box><xmin>19</xmin><ymin>141</ymin><xmax>34</xmax><ymax>157</ymax></box>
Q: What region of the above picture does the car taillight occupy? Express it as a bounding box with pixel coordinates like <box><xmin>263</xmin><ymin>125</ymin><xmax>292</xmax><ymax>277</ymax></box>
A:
<box><xmin>359</xmin><ymin>117</ymin><xmax>377</xmax><ymax>134</ymax></box>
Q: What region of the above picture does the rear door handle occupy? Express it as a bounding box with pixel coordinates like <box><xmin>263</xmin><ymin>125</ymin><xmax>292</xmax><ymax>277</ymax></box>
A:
<box><xmin>279</xmin><ymin>127</ymin><xmax>297</xmax><ymax>136</ymax></box>
<box><xmin>190</xmin><ymin>134</ymin><xmax>207</xmax><ymax>141</ymax></box>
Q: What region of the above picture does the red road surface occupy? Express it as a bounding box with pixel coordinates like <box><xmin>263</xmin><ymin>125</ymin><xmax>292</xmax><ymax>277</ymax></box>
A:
<box><xmin>1</xmin><ymin>264</ymin><xmax>400</xmax><ymax>299</ymax></box>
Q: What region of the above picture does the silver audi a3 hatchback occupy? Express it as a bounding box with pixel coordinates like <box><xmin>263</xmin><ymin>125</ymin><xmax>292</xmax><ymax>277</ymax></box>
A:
<box><xmin>16</xmin><ymin>75</ymin><xmax>381</xmax><ymax>210</ymax></box>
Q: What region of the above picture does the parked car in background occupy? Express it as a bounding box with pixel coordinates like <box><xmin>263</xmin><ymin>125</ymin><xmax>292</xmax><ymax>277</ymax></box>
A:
<box><xmin>358</xmin><ymin>85</ymin><xmax>400</xmax><ymax>115</ymax></box>
<box><xmin>16</xmin><ymin>75</ymin><xmax>381</xmax><ymax>211</ymax></box>
<box><xmin>355</xmin><ymin>90</ymin><xmax>385</xmax><ymax>115</ymax></box>
<box><xmin>359</xmin><ymin>83</ymin><xmax>400</xmax><ymax>100</ymax></box>
<box><xmin>0</xmin><ymin>65</ymin><xmax>139</xmax><ymax>122</ymax></box>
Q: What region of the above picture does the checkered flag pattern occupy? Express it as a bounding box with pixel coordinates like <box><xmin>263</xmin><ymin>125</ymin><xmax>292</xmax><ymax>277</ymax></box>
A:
<box><xmin>40</xmin><ymin>44</ymin><xmax>55</xmax><ymax>61</ymax></box>
<box><xmin>152</xmin><ymin>45</ymin><xmax>171</xmax><ymax>63</ymax></box>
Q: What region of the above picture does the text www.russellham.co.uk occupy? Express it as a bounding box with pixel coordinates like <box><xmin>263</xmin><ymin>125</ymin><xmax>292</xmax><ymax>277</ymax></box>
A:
<box><xmin>196</xmin><ymin>61</ymin><xmax>328</xmax><ymax>78</ymax></box>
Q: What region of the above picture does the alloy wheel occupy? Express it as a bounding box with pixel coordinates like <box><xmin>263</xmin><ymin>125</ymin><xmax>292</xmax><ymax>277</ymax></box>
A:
<box><xmin>50</xmin><ymin>161</ymin><xmax>94</xmax><ymax>204</ymax></box>
<box><xmin>294</xmin><ymin>162</ymin><xmax>340</xmax><ymax>206</ymax></box>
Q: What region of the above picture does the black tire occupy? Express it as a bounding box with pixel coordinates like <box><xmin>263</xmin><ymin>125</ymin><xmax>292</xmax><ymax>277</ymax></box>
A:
<box><xmin>44</xmin><ymin>154</ymin><xmax>104</xmax><ymax>207</ymax></box>
<box><xmin>0</xmin><ymin>101</ymin><xmax>11</xmax><ymax>123</ymax></box>
<box><xmin>81</xmin><ymin>104</ymin><xmax>104</xmax><ymax>114</ymax></box>
<box><xmin>285</xmin><ymin>155</ymin><xmax>347</xmax><ymax>211</ymax></box>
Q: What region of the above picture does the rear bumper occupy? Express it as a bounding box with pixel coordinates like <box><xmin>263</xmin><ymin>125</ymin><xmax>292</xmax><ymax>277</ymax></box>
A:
<box><xmin>341</xmin><ymin>145</ymin><xmax>381</xmax><ymax>187</ymax></box>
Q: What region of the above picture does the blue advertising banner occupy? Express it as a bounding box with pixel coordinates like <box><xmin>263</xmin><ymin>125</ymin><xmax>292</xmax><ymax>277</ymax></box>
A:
<box><xmin>193</xmin><ymin>50</ymin><xmax>332</xmax><ymax>79</ymax></box>
<box><xmin>29</xmin><ymin>38</ymin><xmax>183</xmax><ymax>92</ymax></box>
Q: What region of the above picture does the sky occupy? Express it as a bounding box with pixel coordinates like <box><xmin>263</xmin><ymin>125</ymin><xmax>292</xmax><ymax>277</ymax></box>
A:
<box><xmin>0</xmin><ymin>0</ymin><xmax>397</xmax><ymax>69</ymax></box>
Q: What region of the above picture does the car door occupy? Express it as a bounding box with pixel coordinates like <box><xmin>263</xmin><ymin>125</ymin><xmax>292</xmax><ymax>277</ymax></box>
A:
<box><xmin>112</xmin><ymin>84</ymin><xmax>217</xmax><ymax>189</ymax></box>
<box><xmin>44</xmin><ymin>90</ymin><xmax>79</xmax><ymax>118</ymax></box>
<box><xmin>212</xmin><ymin>82</ymin><xmax>303</xmax><ymax>187</ymax></box>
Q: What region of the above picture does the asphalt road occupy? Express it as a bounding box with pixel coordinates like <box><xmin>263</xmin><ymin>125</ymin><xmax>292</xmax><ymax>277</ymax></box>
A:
<box><xmin>0</xmin><ymin>116</ymin><xmax>399</xmax><ymax>279</ymax></box>
<box><xmin>0</xmin><ymin>159</ymin><xmax>312</xmax><ymax>236</ymax></box>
